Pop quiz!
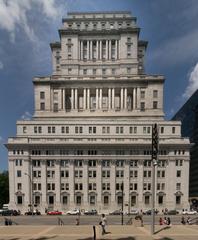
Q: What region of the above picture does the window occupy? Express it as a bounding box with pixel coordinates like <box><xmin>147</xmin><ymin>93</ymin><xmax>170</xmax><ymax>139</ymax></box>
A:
<box><xmin>89</xmin><ymin>126</ymin><xmax>96</xmax><ymax>134</ymax></box>
<box><xmin>116</xmin><ymin>183</ymin><xmax>123</xmax><ymax>191</ymax></box>
<box><xmin>47</xmin><ymin>160</ymin><xmax>55</xmax><ymax>167</ymax></box>
<box><xmin>47</xmin><ymin>170</ymin><xmax>55</xmax><ymax>178</ymax></box>
<box><xmin>144</xmin><ymin>160</ymin><xmax>152</xmax><ymax>167</ymax></box>
<box><xmin>75</xmin><ymin>170</ymin><xmax>83</xmax><ymax>178</ymax></box>
<box><xmin>130</xmin><ymin>170</ymin><xmax>138</xmax><ymax>178</ymax></box>
<box><xmin>160</xmin><ymin>127</ymin><xmax>164</xmax><ymax>134</ymax></box>
<box><xmin>40</xmin><ymin>92</ymin><xmax>45</xmax><ymax>99</ymax></box>
<box><xmin>129</xmin><ymin>126</ymin><xmax>137</xmax><ymax>134</ymax></box>
<box><xmin>88</xmin><ymin>160</ymin><xmax>97</xmax><ymax>167</ymax></box>
<box><xmin>61</xmin><ymin>126</ymin><xmax>69</xmax><ymax>134</ymax></box>
<box><xmin>172</xmin><ymin>127</ymin><xmax>176</xmax><ymax>134</ymax></box>
<box><xmin>176</xmin><ymin>160</ymin><xmax>183</xmax><ymax>166</ymax></box>
<box><xmin>116</xmin><ymin>170</ymin><xmax>124</xmax><ymax>178</ymax></box>
<box><xmin>61</xmin><ymin>170</ymin><xmax>69</xmax><ymax>178</ymax></box>
<box><xmin>144</xmin><ymin>170</ymin><xmax>151</xmax><ymax>178</ymax></box>
<box><xmin>93</xmin><ymin>69</ymin><xmax>96</xmax><ymax>75</ymax></box>
<box><xmin>102</xmin><ymin>160</ymin><xmax>110</xmax><ymax>167</ymax></box>
<box><xmin>17</xmin><ymin>170</ymin><xmax>21</xmax><ymax>177</ymax></box>
<box><xmin>68</xmin><ymin>68</ymin><xmax>72</xmax><ymax>74</ymax></box>
<box><xmin>176</xmin><ymin>195</ymin><xmax>181</xmax><ymax>205</ymax></box>
<box><xmin>117</xmin><ymin>196</ymin><xmax>123</xmax><ymax>205</ymax></box>
<box><xmin>140</xmin><ymin>91</ymin><xmax>145</xmax><ymax>99</ymax></box>
<box><xmin>54</xmin><ymin>103</ymin><xmax>58</xmax><ymax>112</ymax></box>
<box><xmin>158</xmin><ymin>196</ymin><xmax>163</xmax><ymax>204</ymax></box>
<box><xmin>145</xmin><ymin>195</ymin><xmax>150</xmax><ymax>204</ymax></box>
<box><xmin>116</xmin><ymin>160</ymin><xmax>124</xmax><ymax>167</ymax></box>
<box><xmin>17</xmin><ymin>196</ymin><xmax>23</xmax><ymax>204</ymax></box>
<box><xmin>130</xmin><ymin>183</ymin><xmax>138</xmax><ymax>191</ymax></box>
<box><xmin>90</xmin><ymin>195</ymin><xmax>96</xmax><ymax>205</ymax></box>
<box><xmin>32</xmin><ymin>160</ymin><xmax>41</xmax><ymax>167</ymax></box>
<box><xmin>88</xmin><ymin>183</ymin><xmax>96</xmax><ymax>190</ymax></box>
<box><xmin>143</xmin><ymin>127</ymin><xmax>151</xmax><ymax>134</ymax></box>
<box><xmin>130</xmin><ymin>160</ymin><xmax>138</xmax><ymax>167</ymax></box>
<box><xmin>48</xmin><ymin>126</ymin><xmax>56</xmax><ymax>134</ymax></box>
<box><xmin>143</xmin><ymin>183</ymin><xmax>151</xmax><ymax>191</ymax></box>
<box><xmin>102</xmin><ymin>170</ymin><xmax>110</xmax><ymax>178</ymax></box>
<box><xmin>15</xmin><ymin>159</ymin><xmax>22</xmax><ymax>166</ymax></box>
<box><xmin>40</xmin><ymin>102</ymin><xmax>45</xmax><ymax>110</ymax></box>
<box><xmin>75</xmin><ymin>183</ymin><xmax>83</xmax><ymax>190</ymax></box>
<box><xmin>112</xmin><ymin>69</ymin><xmax>116</xmax><ymax>75</ymax></box>
<box><xmin>62</xmin><ymin>196</ymin><xmax>68</xmax><ymax>205</ymax></box>
<box><xmin>74</xmin><ymin>160</ymin><xmax>83</xmax><ymax>167</ymax></box>
<box><xmin>116</xmin><ymin>126</ymin><xmax>124</xmax><ymax>134</ymax></box>
<box><xmin>102</xmin><ymin>69</ymin><xmax>106</xmax><ymax>75</ymax></box>
<box><xmin>60</xmin><ymin>160</ymin><xmax>69</xmax><ymax>167</ymax></box>
<box><xmin>177</xmin><ymin>170</ymin><xmax>181</xmax><ymax>177</ymax></box>
<box><xmin>153</xmin><ymin>90</ymin><xmax>158</xmax><ymax>98</ymax></box>
<box><xmin>176</xmin><ymin>183</ymin><xmax>181</xmax><ymax>191</ymax></box>
<box><xmin>88</xmin><ymin>170</ymin><xmax>96</xmax><ymax>178</ymax></box>
<box><xmin>75</xmin><ymin>126</ymin><xmax>83</xmax><ymax>134</ymax></box>
<box><xmin>83</xmin><ymin>69</ymin><xmax>87</xmax><ymax>75</ymax></box>
<box><xmin>33</xmin><ymin>170</ymin><xmax>41</xmax><ymax>178</ymax></box>
<box><xmin>104</xmin><ymin>196</ymin><xmax>109</xmax><ymax>205</ymax></box>
<box><xmin>17</xmin><ymin>183</ymin><xmax>22</xmax><ymax>190</ymax></box>
<box><xmin>140</xmin><ymin>102</ymin><xmax>145</xmax><ymax>111</ymax></box>
<box><xmin>153</xmin><ymin>101</ymin><xmax>158</xmax><ymax>109</ymax></box>
<box><xmin>102</xmin><ymin>126</ymin><xmax>110</xmax><ymax>134</ymax></box>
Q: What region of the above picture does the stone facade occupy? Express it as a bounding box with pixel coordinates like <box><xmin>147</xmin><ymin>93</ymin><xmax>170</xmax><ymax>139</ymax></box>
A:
<box><xmin>6</xmin><ymin>11</ymin><xmax>190</xmax><ymax>214</ymax></box>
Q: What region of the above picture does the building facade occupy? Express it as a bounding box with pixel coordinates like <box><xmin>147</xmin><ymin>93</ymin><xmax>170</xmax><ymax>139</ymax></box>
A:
<box><xmin>172</xmin><ymin>90</ymin><xmax>198</xmax><ymax>205</ymax></box>
<box><xmin>6</xmin><ymin>12</ymin><xmax>190</xmax><ymax>214</ymax></box>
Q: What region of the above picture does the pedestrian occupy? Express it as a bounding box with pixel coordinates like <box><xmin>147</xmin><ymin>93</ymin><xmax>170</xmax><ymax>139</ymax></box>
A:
<box><xmin>159</xmin><ymin>217</ymin><xmax>163</xmax><ymax>225</ymax></box>
<box><xmin>100</xmin><ymin>214</ymin><xmax>107</xmax><ymax>235</ymax></box>
<box><xmin>163</xmin><ymin>217</ymin><xmax>167</xmax><ymax>225</ymax></box>
<box><xmin>181</xmin><ymin>216</ymin><xmax>186</xmax><ymax>225</ymax></box>
<box><xmin>167</xmin><ymin>217</ymin><xmax>171</xmax><ymax>225</ymax></box>
<box><xmin>187</xmin><ymin>217</ymin><xmax>191</xmax><ymax>225</ymax></box>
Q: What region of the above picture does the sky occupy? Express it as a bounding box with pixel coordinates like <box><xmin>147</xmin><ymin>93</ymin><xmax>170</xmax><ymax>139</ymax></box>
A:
<box><xmin>0</xmin><ymin>0</ymin><xmax>198</xmax><ymax>171</ymax></box>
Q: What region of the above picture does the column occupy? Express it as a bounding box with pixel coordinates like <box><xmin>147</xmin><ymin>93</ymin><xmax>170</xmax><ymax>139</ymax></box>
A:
<box><xmin>108</xmin><ymin>88</ymin><xmax>111</xmax><ymax>109</ymax></box>
<box><xmin>83</xmin><ymin>88</ymin><xmax>86</xmax><ymax>110</ymax></box>
<box><xmin>110</xmin><ymin>160</ymin><xmax>116</xmax><ymax>210</ymax></box>
<box><xmin>83</xmin><ymin>161</ymin><xmax>88</xmax><ymax>208</ymax></box>
<box><xmin>80</xmin><ymin>41</ymin><xmax>82</xmax><ymax>60</ymax></box>
<box><xmin>118</xmin><ymin>40</ymin><xmax>121</xmax><ymax>59</ymax></box>
<box><xmin>109</xmin><ymin>40</ymin><xmax>112</xmax><ymax>60</ymax></box>
<box><xmin>138</xmin><ymin>160</ymin><xmax>144</xmax><ymax>209</ymax></box>
<box><xmin>120</xmin><ymin>88</ymin><xmax>124</xmax><ymax>110</ymax></box>
<box><xmin>124</xmin><ymin>88</ymin><xmax>128</xmax><ymax>110</ymax></box>
<box><xmin>71</xmin><ymin>88</ymin><xmax>74</xmax><ymax>110</ymax></box>
<box><xmin>96</xmin><ymin>41</ymin><xmax>99</xmax><ymax>60</ymax></box>
<box><xmin>99</xmin><ymin>40</ymin><xmax>102</xmax><ymax>60</ymax></box>
<box><xmin>87</xmin><ymin>88</ymin><xmax>90</xmax><ymax>109</ymax></box>
<box><xmin>55</xmin><ymin>160</ymin><xmax>61</xmax><ymax>209</ymax></box>
<box><xmin>96</xmin><ymin>88</ymin><xmax>99</xmax><ymax>109</ymax></box>
<box><xmin>106</xmin><ymin>40</ymin><xmax>108</xmax><ymax>60</ymax></box>
<box><xmin>97</xmin><ymin>160</ymin><xmax>102</xmax><ymax>210</ymax></box>
<box><xmin>87</xmin><ymin>41</ymin><xmax>90</xmax><ymax>60</ymax></box>
<box><xmin>115</xmin><ymin>40</ymin><xmax>118</xmax><ymax>59</ymax></box>
<box><xmin>133</xmin><ymin>88</ymin><xmax>136</xmax><ymax>110</ymax></box>
<box><xmin>8</xmin><ymin>160</ymin><xmax>15</xmax><ymax>207</ymax></box>
<box><xmin>112</xmin><ymin>88</ymin><xmax>115</xmax><ymax>110</ymax></box>
<box><xmin>90</xmin><ymin>41</ymin><xmax>93</xmax><ymax>60</ymax></box>
<box><xmin>69</xmin><ymin>160</ymin><xmax>75</xmax><ymax>207</ymax></box>
<box><xmin>41</xmin><ymin>160</ymin><xmax>47</xmax><ymax>211</ymax></box>
<box><xmin>75</xmin><ymin>88</ymin><xmax>78</xmax><ymax>110</ymax></box>
<box><xmin>62</xmin><ymin>89</ymin><xmax>65</xmax><ymax>110</ymax></box>
<box><xmin>136</xmin><ymin>87</ymin><xmax>140</xmax><ymax>110</ymax></box>
<box><xmin>99</xmin><ymin>88</ymin><xmax>102</xmax><ymax>109</ymax></box>
<box><xmin>124</xmin><ymin>161</ymin><xmax>130</xmax><ymax>213</ymax></box>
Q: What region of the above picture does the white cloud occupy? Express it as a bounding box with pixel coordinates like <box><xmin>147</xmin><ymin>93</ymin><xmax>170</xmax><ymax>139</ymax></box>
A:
<box><xmin>0</xmin><ymin>61</ymin><xmax>3</xmax><ymax>69</ymax></box>
<box><xmin>183</xmin><ymin>63</ymin><xmax>198</xmax><ymax>99</ymax></box>
<box><xmin>0</xmin><ymin>0</ymin><xmax>63</xmax><ymax>43</ymax></box>
<box><xmin>21</xmin><ymin>111</ymin><xmax>32</xmax><ymax>120</ymax></box>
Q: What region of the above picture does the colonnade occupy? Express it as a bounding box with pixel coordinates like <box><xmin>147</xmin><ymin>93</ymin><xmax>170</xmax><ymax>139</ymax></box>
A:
<box><xmin>54</xmin><ymin>87</ymin><xmax>141</xmax><ymax>111</ymax></box>
<box><xmin>79</xmin><ymin>40</ymin><xmax>119</xmax><ymax>60</ymax></box>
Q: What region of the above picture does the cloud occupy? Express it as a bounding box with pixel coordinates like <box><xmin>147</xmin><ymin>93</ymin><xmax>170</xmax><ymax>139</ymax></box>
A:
<box><xmin>0</xmin><ymin>61</ymin><xmax>3</xmax><ymax>69</ymax></box>
<box><xmin>21</xmin><ymin>111</ymin><xmax>32</xmax><ymax>120</ymax></box>
<box><xmin>0</xmin><ymin>0</ymin><xmax>63</xmax><ymax>43</ymax></box>
<box><xmin>183</xmin><ymin>63</ymin><xmax>198</xmax><ymax>99</ymax></box>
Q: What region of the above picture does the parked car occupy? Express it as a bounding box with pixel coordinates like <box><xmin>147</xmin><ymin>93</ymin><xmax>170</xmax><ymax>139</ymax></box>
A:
<box><xmin>84</xmin><ymin>209</ymin><xmax>97</xmax><ymax>215</ymax></box>
<box><xmin>25</xmin><ymin>210</ymin><xmax>41</xmax><ymax>215</ymax></box>
<box><xmin>129</xmin><ymin>209</ymin><xmax>139</xmax><ymax>215</ymax></box>
<box><xmin>109</xmin><ymin>210</ymin><xmax>122</xmax><ymax>215</ymax></box>
<box><xmin>66</xmin><ymin>209</ymin><xmax>80</xmax><ymax>215</ymax></box>
<box><xmin>47</xmin><ymin>210</ymin><xmax>62</xmax><ymax>215</ymax></box>
<box><xmin>143</xmin><ymin>209</ymin><xmax>159</xmax><ymax>215</ymax></box>
<box><xmin>164</xmin><ymin>210</ymin><xmax>179</xmax><ymax>215</ymax></box>
<box><xmin>182</xmin><ymin>210</ymin><xmax>197</xmax><ymax>215</ymax></box>
<box><xmin>1</xmin><ymin>210</ymin><xmax>20</xmax><ymax>216</ymax></box>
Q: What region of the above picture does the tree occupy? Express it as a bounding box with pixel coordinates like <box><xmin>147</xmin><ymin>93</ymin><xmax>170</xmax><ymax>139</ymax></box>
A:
<box><xmin>0</xmin><ymin>171</ymin><xmax>9</xmax><ymax>208</ymax></box>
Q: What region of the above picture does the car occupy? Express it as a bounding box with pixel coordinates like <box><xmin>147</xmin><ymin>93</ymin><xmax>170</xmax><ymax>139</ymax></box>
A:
<box><xmin>143</xmin><ymin>209</ymin><xmax>159</xmax><ymax>215</ymax></box>
<box><xmin>129</xmin><ymin>209</ymin><xmax>139</xmax><ymax>215</ymax></box>
<box><xmin>182</xmin><ymin>210</ymin><xmax>197</xmax><ymax>215</ymax></box>
<box><xmin>66</xmin><ymin>209</ymin><xmax>80</xmax><ymax>215</ymax></box>
<box><xmin>25</xmin><ymin>210</ymin><xmax>41</xmax><ymax>215</ymax></box>
<box><xmin>1</xmin><ymin>209</ymin><xmax>20</xmax><ymax>216</ymax></box>
<box><xmin>47</xmin><ymin>210</ymin><xmax>62</xmax><ymax>215</ymax></box>
<box><xmin>109</xmin><ymin>210</ymin><xmax>122</xmax><ymax>215</ymax></box>
<box><xmin>84</xmin><ymin>209</ymin><xmax>97</xmax><ymax>215</ymax></box>
<box><xmin>164</xmin><ymin>210</ymin><xmax>179</xmax><ymax>215</ymax></box>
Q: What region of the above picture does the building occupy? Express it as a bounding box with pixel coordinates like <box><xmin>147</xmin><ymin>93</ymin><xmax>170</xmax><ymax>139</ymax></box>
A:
<box><xmin>172</xmin><ymin>90</ymin><xmax>198</xmax><ymax>205</ymax></box>
<box><xmin>6</xmin><ymin>11</ymin><xmax>190</xmax><ymax>214</ymax></box>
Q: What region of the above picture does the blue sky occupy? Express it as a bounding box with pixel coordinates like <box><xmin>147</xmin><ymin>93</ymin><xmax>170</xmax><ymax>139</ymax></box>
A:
<box><xmin>0</xmin><ymin>0</ymin><xmax>198</xmax><ymax>170</ymax></box>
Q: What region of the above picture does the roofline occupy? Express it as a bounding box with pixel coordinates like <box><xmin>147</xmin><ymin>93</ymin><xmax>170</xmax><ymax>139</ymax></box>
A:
<box><xmin>67</xmin><ymin>11</ymin><xmax>132</xmax><ymax>15</ymax></box>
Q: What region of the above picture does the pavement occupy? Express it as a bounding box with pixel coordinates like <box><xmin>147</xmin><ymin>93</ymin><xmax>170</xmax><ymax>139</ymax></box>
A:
<box><xmin>0</xmin><ymin>224</ymin><xmax>198</xmax><ymax>240</ymax></box>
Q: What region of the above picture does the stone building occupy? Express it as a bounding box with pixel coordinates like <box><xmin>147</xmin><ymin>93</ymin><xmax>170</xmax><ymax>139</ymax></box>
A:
<box><xmin>6</xmin><ymin>11</ymin><xmax>190</xmax><ymax>214</ymax></box>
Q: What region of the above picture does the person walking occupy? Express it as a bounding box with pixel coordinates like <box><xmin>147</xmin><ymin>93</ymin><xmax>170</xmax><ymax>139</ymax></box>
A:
<box><xmin>167</xmin><ymin>217</ymin><xmax>171</xmax><ymax>226</ymax></box>
<box><xmin>100</xmin><ymin>214</ymin><xmax>107</xmax><ymax>235</ymax></box>
<box><xmin>159</xmin><ymin>217</ymin><xmax>163</xmax><ymax>225</ymax></box>
<box><xmin>181</xmin><ymin>216</ymin><xmax>186</xmax><ymax>225</ymax></box>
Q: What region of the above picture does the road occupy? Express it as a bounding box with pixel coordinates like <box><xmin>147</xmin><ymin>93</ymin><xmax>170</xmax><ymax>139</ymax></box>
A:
<box><xmin>1</xmin><ymin>214</ymin><xmax>197</xmax><ymax>225</ymax></box>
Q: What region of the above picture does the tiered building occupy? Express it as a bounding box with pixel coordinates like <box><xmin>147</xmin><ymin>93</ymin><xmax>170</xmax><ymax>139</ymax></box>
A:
<box><xmin>6</xmin><ymin>11</ymin><xmax>190</xmax><ymax>214</ymax></box>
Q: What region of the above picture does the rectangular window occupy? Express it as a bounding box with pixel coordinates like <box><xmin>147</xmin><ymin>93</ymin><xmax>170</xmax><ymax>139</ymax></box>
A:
<box><xmin>17</xmin><ymin>183</ymin><xmax>22</xmax><ymax>190</ymax></box>
<box><xmin>17</xmin><ymin>196</ymin><xmax>23</xmax><ymax>204</ymax></box>
<box><xmin>153</xmin><ymin>101</ymin><xmax>158</xmax><ymax>109</ymax></box>
<box><xmin>140</xmin><ymin>91</ymin><xmax>145</xmax><ymax>99</ymax></box>
<box><xmin>153</xmin><ymin>90</ymin><xmax>158</xmax><ymax>98</ymax></box>
<box><xmin>140</xmin><ymin>102</ymin><xmax>145</xmax><ymax>111</ymax></box>
<box><xmin>17</xmin><ymin>170</ymin><xmax>21</xmax><ymax>177</ymax></box>
<box><xmin>177</xmin><ymin>170</ymin><xmax>181</xmax><ymax>177</ymax></box>
<box><xmin>176</xmin><ymin>195</ymin><xmax>181</xmax><ymax>205</ymax></box>
<box><xmin>145</xmin><ymin>195</ymin><xmax>150</xmax><ymax>204</ymax></box>
<box><xmin>40</xmin><ymin>102</ymin><xmax>45</xmax><ymax>110</ymax></box>
<box><xmin>40</xmin><ymin>92</ymin><xmax>45</xmax><ymax>99</ymax></box>
<box><xmin>172</xmin><ymin>127</ymin><xmax>176</xmax><ymax>134</ymax></box>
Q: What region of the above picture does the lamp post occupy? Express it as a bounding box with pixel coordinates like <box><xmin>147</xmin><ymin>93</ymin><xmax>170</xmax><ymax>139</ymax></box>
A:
<box><xmin>121</xmin><ymin>182</ymin><xmax>124</xmax><ymax>225</ymax></box>
<box><xmin>24</xmin><ymin>172</ymin><xmax>33</xmax><ymax>214</ymax></box>
<box><xmin>151</xmin><ymin>123</ymin><xmax>159</xmax><ymax>235</ymax></box>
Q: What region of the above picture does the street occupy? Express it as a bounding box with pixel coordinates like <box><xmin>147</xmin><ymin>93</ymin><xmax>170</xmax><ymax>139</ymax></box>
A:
<box><xmin>0</xmin><ymin>214</ymin><xmax>196</xmax><ymax>226</ymax></box>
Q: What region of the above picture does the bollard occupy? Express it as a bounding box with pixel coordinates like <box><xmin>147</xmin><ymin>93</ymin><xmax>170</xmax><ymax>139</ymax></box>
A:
<box><xmin>93</xmin><ymin>225</ymin><xmax>96</xmax><ymax>240</ymax></box>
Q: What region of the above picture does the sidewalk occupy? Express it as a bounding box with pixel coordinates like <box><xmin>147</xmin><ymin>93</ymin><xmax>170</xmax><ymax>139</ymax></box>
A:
<box><xmin>0</xmin><ymin>225</ymin><xmax>198</xmax><ymax>240</ymax></box>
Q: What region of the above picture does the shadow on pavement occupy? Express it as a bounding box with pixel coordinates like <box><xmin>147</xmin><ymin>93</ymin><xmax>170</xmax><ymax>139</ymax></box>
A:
<box><xmin>29</xmin><ymin>236</ymin><xmax>57</xmax><ymax>240</ymax></box>
<box><xmin>159</xmin><ymin>238</ymin><xmax>174</xmax><ymax>240</ymax></box>
<box><xmin>76</xmin><ymin>237</ymin><xmax>136</xmax><ymax>240</ymax></box>
<box><xmin>154</xmin><ymin>225</ymin><xmax>171</xmax><ymax>234</ymax></box>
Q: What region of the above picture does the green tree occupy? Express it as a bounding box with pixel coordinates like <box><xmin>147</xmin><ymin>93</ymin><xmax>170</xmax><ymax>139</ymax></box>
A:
<box><xmin>0</xmin><ymin>171</ymin><xmax>9</xmax><ymax>208</ymax></box>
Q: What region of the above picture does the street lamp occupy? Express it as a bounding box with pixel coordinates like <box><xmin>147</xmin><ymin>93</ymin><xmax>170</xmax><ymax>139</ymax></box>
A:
<box><xmin>151</xmin><ymin>123</ymin><xmax>159</xmax><ymax>235</ymax></box>
<box><xmin>24</xmin><ymin>172</ymin><xmax>34</xmax><ymax>214</ymax></box>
